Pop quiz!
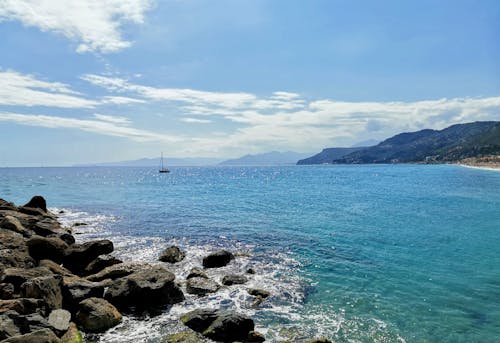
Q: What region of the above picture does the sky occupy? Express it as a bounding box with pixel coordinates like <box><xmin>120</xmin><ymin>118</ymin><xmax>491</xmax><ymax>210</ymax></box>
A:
<box><xmin>0</xmin><ymin>0</ymin><xmax>499</xmax><ymax>166</ymax></box>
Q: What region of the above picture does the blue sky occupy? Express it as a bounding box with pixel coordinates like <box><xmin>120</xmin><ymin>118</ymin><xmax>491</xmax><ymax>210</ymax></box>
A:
<box><xmin>0</xmin><ymin>0</ymin><xmax>499</xmax><ymax>166</ymax></box>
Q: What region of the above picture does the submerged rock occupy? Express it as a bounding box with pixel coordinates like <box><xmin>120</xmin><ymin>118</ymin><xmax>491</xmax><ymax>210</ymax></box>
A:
<box><xmin>221</xmin><ymin>274</ymin><xmax>248</xmax><ymax>286</ymax></box>
<box><xmin>163</xmin><ymin>331</ymin><xmax>205</xmax><ymax>343</ymax></box>
<box><xmin>159</xmin><ymin>245</ymin><xmax>186</xmax><ymax>263</ymax></box>
<box><xmin>186</xmin><ymin>277</ymin><xmax>220</xmax><ymax>295</ymax></box>
<box><xmin>104</xmin><ymin>265</ymin><xmax>184</xmax><ymax>311</ymax></box>
<box><xmin>247</xmin><ymin>288</ymin><xmax>270</xmax><ymax>299</ymax></box>
<box><xmin>186</xmin><ymin>267</ymin><xmax>208</xmax><ymax>280</ymax></box>
<box><xmin>202</xmin><ymin>250</ymin><xmax>234</xmax><ymax>268</ymax></box>
<box><xmin>75</xmin><ymin>297</ymin><xmax>122</xmax><ymax>333</ymax></box>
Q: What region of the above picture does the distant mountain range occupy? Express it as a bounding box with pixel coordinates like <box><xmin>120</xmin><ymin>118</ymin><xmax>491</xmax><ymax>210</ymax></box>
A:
<box><xmin>298</xmin><ymin>121</ymin><xmax>500</xmax><ymax>165</ymax></box>
<box><xmin>219</xmin><ymin>151</ymin><xmax>311</xmax><ymax>166</ymax></box>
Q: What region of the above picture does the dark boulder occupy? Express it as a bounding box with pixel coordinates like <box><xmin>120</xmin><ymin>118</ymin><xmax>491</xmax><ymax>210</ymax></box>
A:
<box><xmin>0</xmin><ymin>299</ymin><xmax>48</xmax><ymax>316</ymax></box>
<box><xmin>186</xmin><ymin>277</ymin><xmax>220</xmax><ymax>296</ymax></box>
<box><xmin>61</xmin><ymin>276</ymin><xmax>104</xmax><ymax>313</ymax></box>
<box><xmin>1</xmin><ymin>267</ymin><xmax>52</xmax><ymax>290</ymax></box>
<box><xmin>31</xmin><ymin>218</ymin><xmax>64</xmax><ymax>237</ymax></box>
<box><xmin>180</xmin><ymin>309</ymin><xmax>220</xmax><ymax>332</ymax></box>
<box><xmin>0</xmin><ymin>283</ymin><xmax>15</xmax><ymax>299</ymax></box>
<box><xmin>0</xmin><ymin>229</ymin><xmax>35</xmax><ymax>272</ymax></box>
<box><xmin>22</xmin><ymin>196</ymin><xmax>48</xmax><ymax>213</ymax></box>
<box><xmin>0</xmin><ymin>310</ymin><xmax>53</xmax><ymax>337</ymax></box>
<box><xmin>247</xmin><ymin>288</ymin><xmax>270</xmax><ymax>299</ymax></box>
<box><xmin>63</xmin><ymin>240</ymin><xmax>113</xmax><ymax>274</ymax></box>
<box><xmin>245</xmin><ymin>331</ymin><xmax>266</xmax><ymax>342</ymax></box>
<box><xmin>0</xmin><ymin>216</ymin><xmax>31</xmax><ymax>238</ymax></box>
<box><xmin>0</xmin><ymin>199</ymin><xmax>17</xmax><ymax>211</ymax></box>
<box><xmin>159</xmin><ymin>246</ymin><xmax>186</xmax><ymax>263</ymax></box>
<box><xmin>306</xmin><ymin>339</ymin><xmax>333</xmax><ymax>343</ymax></box>
<box><xmin>186</xmin><ymin>267</ymin><xmax>208</xmax><ymax>280</ymax></box>
<box><xmin>203</xmin><ymin>312</ymin><xmax>255</xmax><ymax>342</ymax></box>
<box><xmin>38</xmin><ymin>260</ymin><xmax>74</xmax><ymax>277</ymax></box>
<box><xmin>104</xmin><ymin>266</ymin><xmax>184</xmax><ymax>311</ymax></box>
<box><xmin>246</xmin><ymin>268</ymin><xmax>256</xmax><ymax>275</ymax></box>
<box><xmin>221</xmin><ymin>274</ymin><xmax>248</xmax><ymax>286</ymax></box>
<box><xmin>83</xmin><ymin>255</ymin><xmax>122</xmax><ymax>276</ymax></box>
<box><xmin>75</xmin><ymin>297</ymin><xmax>122</xmax><ymax>333</ymax></box>
<box><xmin>27</xmin><ymin>236</ymin><xmax>68</xmax><ymax>263</ymax></box>
<box><xmin>20</xmin><ymin>275</ymin><xmax>63</xmax><ymax>310</ymax></box>
<box><xmin>57</xmin><ymin>233</ymin><xmax>75</xmax><ymax>246</ymax></box>
<box><xmin>86</xmin><ymin>262</ymin><xmax>150</xmax><ymax>282</ymax></box>
<box><xmin>1</xmin><ymin>328</ymin><xmax>61</xmax><ymax>343</ymax></box>
<box><xmin>202</xmin><ymin>250</ymin><xmax>234</xmax><ymax>268</ymax></box>
<box><xmin>18</xmin><ymin>206</ymin><xmax>48</xmax><ymax>218</ymax></box>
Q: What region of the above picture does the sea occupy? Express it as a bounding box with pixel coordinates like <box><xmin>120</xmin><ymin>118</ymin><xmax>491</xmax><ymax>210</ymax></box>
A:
<box><xmin>1</xmin><ymin>165</ymin><xmax>499</xmax><ymax>343</ymax></box>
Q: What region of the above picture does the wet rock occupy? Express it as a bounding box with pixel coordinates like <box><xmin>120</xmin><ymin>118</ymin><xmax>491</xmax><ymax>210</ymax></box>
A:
<box><xmin>63</xmin><ymin>240</ymin><xmax>113</xmax><ymax>274</ymax></box>
<box><xmin>22</xmin><ymin>196</ymin><xmax>47</xmax><ymax>213</ymax></box>
<box><xmin>20</xmin><ymin>275</ymin><xmax>63</xmax><ymax>310</ymax></box>
<box><xmin>202</xmin><ymin>250</ymin><xmax>234</xmax><ymax>268</ymax></box>
<box><xmin>186</xmin><ymin>277</ymin><xmax>220</xmax><ymax>295</ymax></box>
<box><xmin>60</xmin><ymin>322</ymin><xmax>82</xmax><ymax>343</ymax></box>
<box><xmin>202</xmin><ymin>312</ymin><xmax>255</xmax><ymax>342</ymax></box>
<box><xmin>186</xmin><ymin>267</ymin><xmax>208</xmax><ymax>280</ymax></box>
<box><xmin>247</xmin><ymin>288</ymin><xmax>270</xmax><ymax>299</ymax></box>
<box><xmin>246</xmin><ymin>268</ymin><xmax>256</xmax><ymax>275</ymax></box>
<box><xmin>0</xmin><ymin>216</ymin><xmax>31</xmax><ymax>238</ymax></box>
<box><xmin>1</xmin><ymin>328</ymin><xmax>61</xmax><ymax>343</ymax></box>
<box><xmin>83</xmin><ymin>255</ymin><xmax>122</xmax><ymax>276</ymax></box>
<box><xmin>245</xmin><ymin>331</ymin><xmax>266</xmax><ymax>342</ymax></box>
<box><xmin>39</xmin><ymin>260</ymin><xmax>74</xmax><ymax>277</ymax></box>
<box><xmin>57</xmin><ymin>233</ymin><xmax>75</xmax><ymax>246</ymax></box>
<box><xmin>61</xmin><ymin>276</ymin><xmax>104</xmax><ymax>313</ymax></box>
<box><xmin>48</xmin><ymin>309</ymin><xmax>71</xmax><ymax>332</ymax></box>
<box><xmin>75</xmin><ymin>297</ymin><xmax>122</xmax><ymax>333</ymax></box>
<box><xmin>0</xmin><ymin>299</ymin><xmax>48</xmax><ymax>316</ymax></box>
<box><xmin>180</xmin><ymin>309</ymin><xmax>220</xmax><ymax>332</ymax></box>
<box><xmin>163</xmin><ymin>331</ymin><xmax>205</xmax><ymax>343</ymax></box>
<box><xmin>159</xmin><ymin>245</ymin><xmax>186</xmax><ymax>263</ymax></box>
<box><xmin>306</xmin><ymin>339</ymin><xmax>333</xmax><ymax>343</ymax></box>
<box><xmin>27</xmin><ymin>236</ymin><xmax>68</xmax><ymax>263</ymax></box>
<box><xmin>72</xmin><ymin>223</ymin><xmax>87</xmax><ymax>227</ymax></box>
<box><xmin>86</xmin><ymin>262</ymin><xmax>150</xmax><ymax>282</ymax></box>
<box><xmin>221</xmin><ymin>274</ymin><xmax>248</xmax><ymax>286</ymax></box>
<box><xmin>104</xmin><ymin>265</ymin><xmax>184</xmax><ymax>311</ymax></box>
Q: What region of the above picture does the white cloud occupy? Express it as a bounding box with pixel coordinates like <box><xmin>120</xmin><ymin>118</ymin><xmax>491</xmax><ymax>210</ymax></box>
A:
<box><xmin>0</xmin><ymin>112</ymin><xmax>180</xmax><ymax>142</ymax></box>
<box><xmin>0</xmin><ymin>70</ymin><xmax>97</xmax><ymax>108</ymax></box>
<box><xmin>0</xmin><ymin>0</ymin><xmax>152</xmax><ymax>53</ymax></box>
<box><xmin>101</xmin><ymin>96</ymin><xmax>145</xmax><ymax>104</ymax></box>
<box><xmin>180</xmin><ymin>117</ymin><xmax>212</xmax><ymax>124</ymax></box>
<box><xmin>93</xmin><ymin>113</ymin><xmax>131</xmax><ymax>125</ymax></box>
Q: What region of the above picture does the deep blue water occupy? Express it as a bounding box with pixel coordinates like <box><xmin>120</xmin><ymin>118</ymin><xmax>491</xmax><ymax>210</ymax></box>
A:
<box><xmin>1</xmin><ymin>165</ymin><xmax>500</xmax><ymax>343</ymax></box>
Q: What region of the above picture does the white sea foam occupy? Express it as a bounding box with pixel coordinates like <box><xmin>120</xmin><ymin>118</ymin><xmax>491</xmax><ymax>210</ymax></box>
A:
<box><xmin>53</xmin><ymin>208</ymin><xmax>404</xmax><ymax>343</ymax></box>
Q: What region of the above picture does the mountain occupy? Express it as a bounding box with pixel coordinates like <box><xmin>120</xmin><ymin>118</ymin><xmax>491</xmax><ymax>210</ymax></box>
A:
<box><xmin>77</xmin><ymin>157</ymin><xmax>222</xmax><ymax>167</ymax></box>
<box><xmin>219</xmin><ymin>151</ymin><xmax>312</xmax><ymax>166</ymax></box>
<box><xmin>333</xmin><ymin>121</ymin><xmax>500</xmax><ymax>164</ymax></box>
<box><xmin>296</xmin><ymin>147</ymin><xmax>368</xmax><ymax>165</ymax></box>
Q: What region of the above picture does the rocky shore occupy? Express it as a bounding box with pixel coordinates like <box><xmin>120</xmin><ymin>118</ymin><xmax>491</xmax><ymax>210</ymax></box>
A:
<box><xmin>459</xmin><ymin>155</ymin><xmax>500</xmax><ymax>170</ymax></box>
<box><xmin>0</xmin><ymin>196</ymin><xmax>330</xmax><ymax>343</ymax></box>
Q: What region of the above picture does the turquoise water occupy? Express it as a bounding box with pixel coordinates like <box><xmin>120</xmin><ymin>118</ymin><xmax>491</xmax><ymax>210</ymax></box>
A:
<box><xmin>1</xmin><ymin>165</ymin><xmax>500</xmax><ymax>342</ymax></box>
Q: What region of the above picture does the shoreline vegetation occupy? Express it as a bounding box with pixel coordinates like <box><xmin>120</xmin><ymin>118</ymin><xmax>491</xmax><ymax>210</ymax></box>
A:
<box><xmin>0</xmin><ymin>196</ymin><xmax>330</xmax><ymax>343</ymax></box>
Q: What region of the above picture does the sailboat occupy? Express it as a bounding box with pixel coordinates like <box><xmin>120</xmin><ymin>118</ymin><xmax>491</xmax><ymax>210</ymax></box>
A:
<box><xmin>159</xmin><ymin>152</ymin><xmax>170</xmax><ymax>173</ymax></box>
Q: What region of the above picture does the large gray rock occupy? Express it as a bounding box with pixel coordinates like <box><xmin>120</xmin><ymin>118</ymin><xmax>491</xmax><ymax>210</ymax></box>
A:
<box><xmin>203</xmin><ymin>312</ymin><xmax>255</xmax><ymax>342</ymax></box>
<box><xmin>221</xmin><ymin>274</ymin><xmax>248</xmax><ymax>286</ymax></box>
<box><xmin>75</xmin><ymin>297</ymin><xmax>122</xmax><ymax>333</ymax></box>
<box><xmin>180</xmin><ymin>309</ymin><xmax>220</xmax><ymax>332</ymax></box>
<box><xmin>63</xmin><ymin>240</ymin><xmax>114</xmax><ymax>274</ymax></box>
<box><xmin>86</xmin><ymin>262</ymin><xmax>150</xmax><ymax>282</ymax></box>
<box><xmin>20</xmin><ymin>275</ymin><xmax>63</xmax><ymax>310</ymax></box>
<box><xmin>186</xmin><ymin>277</ymin><xmax>220</xmax><ymax>296</ymax></box>
<box><xmin>0</xmin><ymin>312</ymin><xmax>21</xmax><ymax>340</ymax></box>
<box><xmin>27</xmin><ymin>236</ymin><xmax>68</xmax><ymax>263</ymax></box>
<box><xmin>48</xmin><ymin>309</ymin><xmax>71</xmax><ymax>332</ymax></box>
<box><xmin>83</xmin><ymin>255</ymin><xmax>122</xmax><ymax>276</ymax></box>
<box><xmin>61</xmin><ymin>276</ymin><xmax>104</xmax><ymax>313</ymax></box>
<box><xmin>104</xmin><ymin>266</ymin><xmax>184</xmax><ymax>311</ymax></box>
<box><xmin>1</xmin><ymin>328</ymin><xmax>61</xmax><ymax>343</ymax></box>
<box><xmin>159</xmin><ymin>246</ymin><xmax>186</xmax><ymax>263</ymax></box>
<box><xmin>202</xmin><ymin>250</ymin><xmax>234</xmax><ymax>268</ymax></box>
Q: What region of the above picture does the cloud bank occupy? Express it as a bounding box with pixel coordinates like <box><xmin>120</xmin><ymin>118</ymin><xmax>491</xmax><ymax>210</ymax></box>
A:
<box><xmin>0</xmin><ymin>0</ymin><xmax>152</xmax><ymax>53</ymax></box>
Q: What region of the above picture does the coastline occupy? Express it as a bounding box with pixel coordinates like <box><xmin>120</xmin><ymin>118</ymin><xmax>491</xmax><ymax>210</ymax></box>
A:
<box><xmin>457</xmin><ymin>163</ymin><xmax>500</xmax><ymax>171</ymax></box>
